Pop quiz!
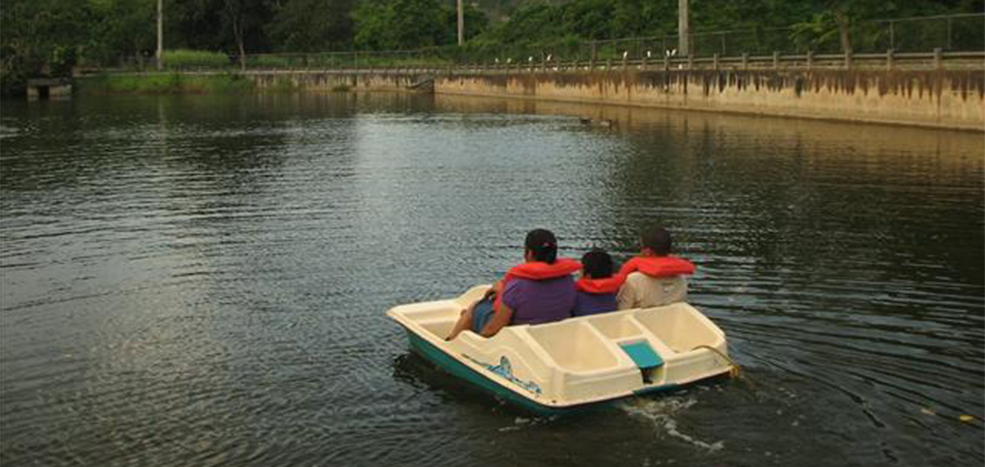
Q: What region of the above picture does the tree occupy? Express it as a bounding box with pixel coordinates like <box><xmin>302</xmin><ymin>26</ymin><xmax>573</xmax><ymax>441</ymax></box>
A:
<box><xmin>351</xmin><ymin>0</ymin><xmax>446</xmax><ymax>50</ymax></box>
<box><xmin>86</xmin><ymin>0</ymin><xmax>157</xmax><ymax>66</ymax></box>
<box><xmin>1</xmin><ymin>0</ymin><xmax>90</xmax><ymax>94</ymax></box>
<box><xmin>441</xmin><ymin>3</ymin><xmax>489</xmax><ymax>45</ymax></box>
<box><xmin>166</xmin><ymin>0</ymin><xmax>226</xmax><ymax>51</ymax></box>
<box><xmin>222</xmin><ymin>0</ymin><xmax>271</xmax><ymax>68</ymax></box>
<box><xmin>268</xmin><ymin>0</ymin><xmax>355</xmax><ymax>51</ymax></box>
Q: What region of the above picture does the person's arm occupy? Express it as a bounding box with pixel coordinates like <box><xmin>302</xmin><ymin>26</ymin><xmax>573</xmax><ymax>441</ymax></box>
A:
<box><xmin>480</xmin><ymin>302</ymin><xmax>514</xmax><ymax>337</ymax></box>
<box><xmin>480</xmin><ymin>280</ymin><xmax>502</xmax><ymax>302</ymax></box>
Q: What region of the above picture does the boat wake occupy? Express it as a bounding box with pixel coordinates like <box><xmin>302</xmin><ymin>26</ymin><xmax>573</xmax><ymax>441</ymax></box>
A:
<box><xmin>620</xmin><ymin>396</ymin><xmax>725</xmax><ymax>452</ymax></box>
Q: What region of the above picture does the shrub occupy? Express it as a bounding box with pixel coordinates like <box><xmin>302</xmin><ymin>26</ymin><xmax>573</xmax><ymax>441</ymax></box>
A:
<box><xmin>162</xmin><ymin>49</ymin><xmax>231</xmax><ymax>70</ymax></box>
<box><xmin>247</xmin><ymin>55</ymin><xmax>292</xmax><ymax>69</ymax></box>
<box><xmin>79</xmin><ymin>72</ymin><xmax>253</xmax><ymax>94</ymax></box>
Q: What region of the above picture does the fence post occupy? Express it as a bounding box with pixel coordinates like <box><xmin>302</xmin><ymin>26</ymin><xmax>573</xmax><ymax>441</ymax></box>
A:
<box><xmin>741</xmin><ymin>52</ymin><xmax>748</xmax><ymax>70</ymax></box>
<box><xmin>664</xmin><ymin>54</ymin><xmax>669</xmax><ymax>70</ymax></box>
<box><xmin>606</xmin><ymin>58</ymin><xmax>612</xmax><ymax>70</ymax></box>
<box><xmin>713</xmin><ymin>53</ymin><xmax>719</xmax><ymax>70</ymax></box>
<box><xmin>886</xmin><ymin>48</ymin><xmax>894</xmax><ymax>70</ymax></box>
<box><xmin>591</xmin><ymin>41</ymin><xmax>597</xmax><ymax>62</ymax></box>
<box><xmin>687</xmin><ymin>54</ymin><xmax>694</xmax><ymax>70</ymax></box>
<box><xmin>806</xmin><ymin>50</ymin><xmax>813</xmax><ymax>70</ymax></box>
<box><xmin>934</xmin><ymin>47</ymin><xmax>942</xmax><ymax>69</ymax></box>
<box><xmin>772</xmin><ymin>51</ymin><xmax>779</xmax><ymax>69</ymax></box>
<box><xmin>844</xmin><ymin>48</ymin><xmax>852</xmax><ymax>69</ymax></box>
<box><xmin>641</xmin><ymin>55</ymin><xmax>647</xmax><ymax>70</ymax></box>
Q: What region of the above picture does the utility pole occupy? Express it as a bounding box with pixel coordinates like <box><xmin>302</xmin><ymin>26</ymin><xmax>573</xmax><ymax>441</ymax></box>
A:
<box><xmin>678</xmin><ymin>0</ymin><xmax>689</xmax><ymax>56</ymax></box>
<box><xmin>457</xmin><ymin>0</ymin><xmax>464</xmax><ymax>46</ymax></box>
<box><xmin>156</xmin><ymin>0</ymin><xmax>163</xmax><ymax>70</ymax></box>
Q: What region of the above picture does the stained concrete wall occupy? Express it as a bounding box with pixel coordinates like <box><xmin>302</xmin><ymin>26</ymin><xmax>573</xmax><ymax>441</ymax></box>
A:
<box><xmin>434</xmin><ymin>69</ymin><xmax>985</xmax><ymax>131</ymax></box>
<box><xmin>249</xmin><ymin>68</ymin><xmax>984</xmax><ymax>131</ymax></box>
<box><xmin>250</xmin><ymin>71</ymin><xmax>427</xmax><ymax>92</ymax></box>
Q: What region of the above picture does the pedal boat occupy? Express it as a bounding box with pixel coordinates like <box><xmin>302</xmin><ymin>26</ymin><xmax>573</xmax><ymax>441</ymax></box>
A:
<box><xmin>387</xmin><ymin>285</ymin><xmax>734</xmax><ymax>413</ymax></box>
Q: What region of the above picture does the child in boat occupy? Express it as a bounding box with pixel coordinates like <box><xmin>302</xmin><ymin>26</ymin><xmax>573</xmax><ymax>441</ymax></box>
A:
<box><xmin>447</xmin><ymin>229</ymin><xmax>578</xmax><ymax>340</ymax></box>
<box><xmin>617</xmin><ymin>226</ymin><xmax>695</xmax><ymax>310</ymax></box>
<box><xmin>572</xmin><ymin>250</ymin><xmax>620</xmax><ymax>316</ymax></box>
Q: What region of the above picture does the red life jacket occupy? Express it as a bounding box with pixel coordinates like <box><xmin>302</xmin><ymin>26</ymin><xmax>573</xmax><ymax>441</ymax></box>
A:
<box><xmin>507</xmin><ymin>258</ymin><xmax>582</xmax><ymax>281</ymax></box>
<box><xmin>494</xmin><ymin>258</ymin><xmax>581</xmax><ymax>309</ymax></box>
<box><xmin>573</xmin><ymin>256</ymin><xmax>695</xmax><ymax>296</ymax></box>
<box><xmin>617</xmin><ymin>256</ymin><xmax>696</xmax><ymax>278</ymax></box>
<box><xmin>575</xmin><ymin>276</ymin><xmax>624</xmax><ymax>294</ymax></box>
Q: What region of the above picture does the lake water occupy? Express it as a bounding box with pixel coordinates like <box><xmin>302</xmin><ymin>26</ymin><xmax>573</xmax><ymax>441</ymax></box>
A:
<box><xmin>1</xmin><ymin>93</ymin><xmax>982</xmax><ymax>466</ymax></box>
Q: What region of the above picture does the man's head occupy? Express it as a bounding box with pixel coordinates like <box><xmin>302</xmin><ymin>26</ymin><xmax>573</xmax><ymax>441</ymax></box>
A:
<box><xmin>525</xmin><ymin>228</ymin><xmax>558</xmax><ymax>264</ymax></box>
<box><xmin>641</xmin><ymin>226</ymin><xmax>672</xmax><ymax>256</ymax></box>
<box><xmin>581</xmin><ymin>250</ymin><xmax>613</xmax><ymax>279</ymax></box>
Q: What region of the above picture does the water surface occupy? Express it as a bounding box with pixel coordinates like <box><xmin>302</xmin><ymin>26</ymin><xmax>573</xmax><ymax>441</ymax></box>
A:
<box><xmin>1</xmin><ymin>93</ymin><xmax>983</xmax><ymax>466</ymax></box>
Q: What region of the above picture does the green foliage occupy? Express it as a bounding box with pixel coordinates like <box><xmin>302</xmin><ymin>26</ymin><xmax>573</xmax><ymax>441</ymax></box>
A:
<box><xmin>165</xmin><ymin>0</ymin><xmax>225</xmax><ymax>52</ymax></box>
<box><xmin>1</xmin><ymin>0</ymin><xmax>982</xmax><ymax>96</ymax></box>
<box><xmin>1</xmin><ymin>0</ymin><xmax>90</xmax><ymax>94</ymax></box>
<box><xmin>352</xmin><ymin>0</ymin><xmax>448</xmax><ymax>50</ymax></box>
<box><xmin>85</xmin><ymin>0</ymin><xmax>156</xmax><ymax>65</ymax></box>
<box><xmin>268</xmin><ymin>0</ymin><xmax>355</xmax><ymax>52</ymax></box>
<box><xmin>79</xmin><ymin>71</ymin><xmax>253</xmax><ymax>94</ymax></box>
<box><xmin>787</xmin><ymin>0</ymin><xmax>963</xmax><ymax>53</ymax></box>
<box><xmin>163</xmin><ymin>49</ymin><xmax>232</xmax><ymax>69</ymax></box>
<box><xmin>484</xmin><ymin>3</ymin><xmax>566</xmax><ymax>44</ymax></box>
<box><xmin>440</xmin><ymin>3</ymin><xmax>490</xmax><ymax>44</ymax></box>
<box><xmin>246</xmin><ymin>54</ymin><xmax>291</xmax><ymax>68</ymax></box>
<box><xmin>221</xmin><ymin>0</ymin><xmax>272</xmax><ymax>58</ymax></box>
<box><xmin>49</xmin><ymin>45</ymin><xmax>77</xmax><ymax>76</ymax></box>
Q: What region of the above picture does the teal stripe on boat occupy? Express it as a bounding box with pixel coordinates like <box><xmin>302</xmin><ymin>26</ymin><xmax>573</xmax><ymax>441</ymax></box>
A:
<box><xmin>405</xmin><ymin>330</ymin><xmax>568</xmax><ymax>415</ymax></box>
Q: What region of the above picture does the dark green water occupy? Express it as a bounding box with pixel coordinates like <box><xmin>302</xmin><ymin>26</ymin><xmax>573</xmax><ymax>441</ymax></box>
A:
<box><xmin>1</xmin><ymin>93</ymin><xmax>982</xmax><ymax>466</ymax></box>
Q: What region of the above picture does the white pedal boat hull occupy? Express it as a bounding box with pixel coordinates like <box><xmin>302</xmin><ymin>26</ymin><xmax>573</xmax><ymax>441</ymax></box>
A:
<box><xmin>387</xmin><ymin>285</ymin><xmax>733</xmax><ymax>413</ymax></box>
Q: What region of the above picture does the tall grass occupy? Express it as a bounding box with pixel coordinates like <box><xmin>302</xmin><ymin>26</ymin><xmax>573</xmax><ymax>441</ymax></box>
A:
<box><xmin>246</xmin><ymin>55</ymin><xmax>292</xmax><ymax>69</ymax></box>
<box><xmin>79</xmin><ymin>72</ymin><xmax>253</xmax><ymax>94</ymax></box>
<box><xmin>163</xmin><ymin>49</ymin><xmax>232</xmax><ymax>70</ymax></box>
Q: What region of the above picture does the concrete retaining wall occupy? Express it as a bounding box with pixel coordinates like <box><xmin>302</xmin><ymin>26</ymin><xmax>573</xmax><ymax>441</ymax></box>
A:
<box><xmin>435</xmin><ymin>69</ymin><xmax>984</xmax><ymax>131</ymax></box>
<box><xmin>243</xmin><ymin>68</ymin><xmax>984</xmax><ymax>131</ymax></box>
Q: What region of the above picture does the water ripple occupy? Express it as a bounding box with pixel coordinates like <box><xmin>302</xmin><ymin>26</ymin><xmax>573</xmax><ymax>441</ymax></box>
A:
<box><xmin>1</xmin><ymin>94</ymin><xmax>982</xmax><ymax>467</ymax></box>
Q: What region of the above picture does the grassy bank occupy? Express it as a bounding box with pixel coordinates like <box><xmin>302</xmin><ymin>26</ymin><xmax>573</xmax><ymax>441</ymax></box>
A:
<box><xmin>78</xmin><ymin>72</ymin><xmax>254</xmax><ymax>95</ymax></box>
